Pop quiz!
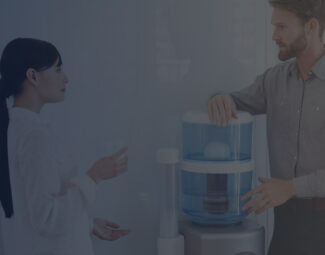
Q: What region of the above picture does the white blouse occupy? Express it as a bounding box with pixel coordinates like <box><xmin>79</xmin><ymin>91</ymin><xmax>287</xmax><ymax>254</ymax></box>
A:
<box><xmin>1</xmin><ymin>107</ymin><xmax>96</xmax><ymax>255</ymax></box>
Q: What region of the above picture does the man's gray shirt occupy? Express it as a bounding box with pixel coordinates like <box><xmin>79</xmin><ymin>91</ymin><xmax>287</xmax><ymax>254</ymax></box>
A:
<box><xmin>230</xmin><ymin>55</ymin><xmax>325</xmax><ymax>198</ymax></box>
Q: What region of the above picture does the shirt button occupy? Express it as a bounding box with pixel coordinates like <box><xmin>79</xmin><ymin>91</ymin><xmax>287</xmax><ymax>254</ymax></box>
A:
<box><xmin>297</xmin><ymin>109</ymin><xmax>300</xmax><ymax>113</ymax></box>
<box><xmin>294</xmin><ymin>156</ymin><xmax>297</xmax><ymax>160</ymax></box>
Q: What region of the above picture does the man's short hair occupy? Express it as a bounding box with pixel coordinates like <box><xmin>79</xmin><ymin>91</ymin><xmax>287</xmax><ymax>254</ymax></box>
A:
<box><xmin>269</xmin><ymin>0</ymin><xmax>325</xmax><ymax>38</ymax></box>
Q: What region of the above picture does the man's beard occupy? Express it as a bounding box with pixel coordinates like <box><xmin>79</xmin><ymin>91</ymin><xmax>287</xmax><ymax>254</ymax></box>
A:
<box><xmin>278</xmin><ymin>32</ymin><xmax>307</xmax><ymax>61</ymax></box>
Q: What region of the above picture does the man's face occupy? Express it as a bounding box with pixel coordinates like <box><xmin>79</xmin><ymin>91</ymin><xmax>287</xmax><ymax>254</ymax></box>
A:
<box><xmin>271</xmin><ymin>8</ymin><xmax>307</xmax><ymax>61</ymax></box>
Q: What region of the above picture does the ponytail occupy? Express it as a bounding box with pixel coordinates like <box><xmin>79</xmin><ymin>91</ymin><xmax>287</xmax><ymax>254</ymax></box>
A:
<box><xmin>0</xmin><ymin>79</ymin><xmax>13</xmax><ymax>218</ymax></box>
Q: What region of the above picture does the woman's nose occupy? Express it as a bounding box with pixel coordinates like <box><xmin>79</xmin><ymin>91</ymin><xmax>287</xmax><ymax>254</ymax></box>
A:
<box><xmin>63</xmin><ymin>72</ymin><xmax>69</xmax><ymax>84</ymax></box>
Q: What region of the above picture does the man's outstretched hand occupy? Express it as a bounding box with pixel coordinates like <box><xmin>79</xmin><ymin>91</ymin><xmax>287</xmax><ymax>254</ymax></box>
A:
<box><xmin>241</xmin><ymin>177</ymin><xmax>296</xmax><ymax>214</ymax></box>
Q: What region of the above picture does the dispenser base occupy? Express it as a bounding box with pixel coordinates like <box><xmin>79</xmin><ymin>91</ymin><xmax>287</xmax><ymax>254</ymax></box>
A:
<box><xmin>179</xmin><ymin>219</ymin><xmax>265</xmax><ymax>255</ymax></box>
<box><xmin>157</xmin><ymin>235</ymin><xmax>184</xmax><ymax>255</ymax></box>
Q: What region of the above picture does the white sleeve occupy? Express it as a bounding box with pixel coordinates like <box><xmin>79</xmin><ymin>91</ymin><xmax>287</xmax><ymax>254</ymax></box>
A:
<box><xmin>18</xmin><ymin>129</ymin><xmax>96</xmax><ymax>237</ymax></box>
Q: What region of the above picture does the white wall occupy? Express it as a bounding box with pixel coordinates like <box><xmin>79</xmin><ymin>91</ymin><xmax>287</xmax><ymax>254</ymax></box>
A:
<box><xmin>0</xmin><ymin>1</ymin><xmax>277</xmax><ymax>254</ymax></box>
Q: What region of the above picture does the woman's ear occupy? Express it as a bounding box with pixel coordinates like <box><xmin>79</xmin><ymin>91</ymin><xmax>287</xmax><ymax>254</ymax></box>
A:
<box><xmin>25</xmin><ymin>68</ymin><xmax>39</xmax><ymax>86</ymax></box>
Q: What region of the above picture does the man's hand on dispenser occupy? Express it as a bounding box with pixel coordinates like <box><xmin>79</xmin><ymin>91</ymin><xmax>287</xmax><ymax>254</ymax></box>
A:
<box><xmin>208</xmin><ymin>94</ymin><xmax>238</xmax><ymax>127</ymax></box>
<box><xmin>241</xmin><ymin>177</ymin><xmax>296</xmax><ymax>214</ymax></box>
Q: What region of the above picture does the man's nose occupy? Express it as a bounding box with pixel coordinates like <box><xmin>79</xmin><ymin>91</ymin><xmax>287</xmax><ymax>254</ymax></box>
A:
<box><xmin>272</xmin><ymin>30</ymin><xmax>280</xmax><ymax>41</ymax></box>
<box><xmin>272</xmin><ymin>31</ymin><xmax>276</xmax><ymax>41</ymax></box>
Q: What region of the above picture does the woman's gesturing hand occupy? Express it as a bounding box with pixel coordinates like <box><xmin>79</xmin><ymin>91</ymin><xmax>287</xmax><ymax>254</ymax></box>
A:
<box><xmin>87</xmin><ymin>147</ymin><xmax>128</xmax><ymax>184</ymax></box>
<box><xmin>92</xmin><ymin>218</ymin><xmax>131</xmax><ymax>241</ymax></box>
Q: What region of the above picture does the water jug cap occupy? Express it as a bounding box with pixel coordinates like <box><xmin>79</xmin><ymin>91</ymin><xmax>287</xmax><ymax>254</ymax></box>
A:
<box><xmin>182</xmin><ymin>111</ymin><xmax>253</xmax><ymax>125</ymax></box>
<box><xmin>180</xmin><ymin>160</ymin><xmax>254</xmax><ymax>174</ymax></box>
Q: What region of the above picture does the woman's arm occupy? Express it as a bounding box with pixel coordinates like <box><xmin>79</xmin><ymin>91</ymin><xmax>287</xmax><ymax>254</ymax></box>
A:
<box><xmin>18</xmin><ymin>129</ymin><xmax>96</xmax><ymax>237</ymax></box>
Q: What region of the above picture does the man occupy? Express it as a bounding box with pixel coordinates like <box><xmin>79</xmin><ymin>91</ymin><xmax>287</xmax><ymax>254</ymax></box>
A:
<box><xmin>208</xmin><ymin>0</ymin><xmax>325</xmax><ymax>254</ymax></box>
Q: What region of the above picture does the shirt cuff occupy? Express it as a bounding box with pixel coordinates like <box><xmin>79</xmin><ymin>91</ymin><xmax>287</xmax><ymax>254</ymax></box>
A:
<box><xmin>228</xmin><ymin>94</ymin><xmax>236</xmax><ymax>104</ymax></box>
<box><xmin>293</xmin><ymin>174</ymin><xmax>314</xmax><ymax>198</ymax></box>
<box><xmin>208</xmin><ymin>91</ymin><xmax>226</xmax><ymax>102</ymax></box>
<box><xmin>71</xmin><ymin>174</ymin><xmax>97</xmax><ymax>208</ymax></box>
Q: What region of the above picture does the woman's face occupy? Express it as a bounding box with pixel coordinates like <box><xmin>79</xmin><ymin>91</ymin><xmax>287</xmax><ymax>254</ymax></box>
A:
<box><xmin>36</xmin><ymin>57</ymin><xmax>69</xmax><ymax>103</ymax></box>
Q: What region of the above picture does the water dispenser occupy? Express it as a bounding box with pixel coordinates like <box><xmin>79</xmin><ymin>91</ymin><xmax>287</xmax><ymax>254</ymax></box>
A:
<box><xmin>156</xmin><ymin>111</ymin><xmax>265</xmax><ymax>255</ymax></box>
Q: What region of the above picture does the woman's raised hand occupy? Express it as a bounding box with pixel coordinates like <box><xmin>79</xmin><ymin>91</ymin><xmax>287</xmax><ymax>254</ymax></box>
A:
<box><xmin>87</xmin><ymin>147</ymin><xmax>128</xmax><ymax>184</ymax></box>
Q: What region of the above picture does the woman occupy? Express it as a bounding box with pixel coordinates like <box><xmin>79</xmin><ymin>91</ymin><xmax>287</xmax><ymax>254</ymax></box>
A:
<box><xmin>0</xmin><ymin>38</ymin><xmax>130</xmax><ymax>255</ymax></box>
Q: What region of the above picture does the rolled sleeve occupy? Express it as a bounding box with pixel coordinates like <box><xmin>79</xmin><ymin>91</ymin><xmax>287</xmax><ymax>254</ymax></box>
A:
<box><xmin>293</xmin><ymin>169</ymin><xmax>325</xmax><ymax>198</ymax></box>
<box><xmin>230</xmin><ymin>69</ymin><xmax>270</xmax><ymax>115</ymax></box>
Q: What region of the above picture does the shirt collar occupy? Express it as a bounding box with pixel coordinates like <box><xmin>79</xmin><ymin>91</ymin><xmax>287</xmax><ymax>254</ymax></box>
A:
<box><xmin>311</xmin><ymin>53</ymin><xmax>325</xmax><ymax>80</ymax></box>
<box><xmin>9</xmin><ymin>107</ymin><xmax>49</xmax><ymax>126</ymax></box>
<box><xmin>288</xmin><ymin>51</ymin><xmax>325</xmax><ymax>81</ymax></box>
<box><xmin>288</xmin><ymin>60</ymin><xmax>299</xmax><ymax>79</ymax></box>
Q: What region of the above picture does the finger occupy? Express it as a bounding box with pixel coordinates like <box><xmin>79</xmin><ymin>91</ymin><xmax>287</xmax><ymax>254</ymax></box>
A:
<box><xmin>209</xmin><ymin>97</ymin><xmax>217</xmax><ymax>124</ymax></box>
<box><xmin>258</xmin><ymin>177</ymin><xmax>270</xmax><ymax>184</ymax></box>
<box><xmin>216</xmin><ymin>98</ymin><xmax>226</xmax><ymax>126</ymax></box>
<box><xmin>223</xmin><ymin>97</ymin><xmax>232</xmax><ymax>125</ymax></box>
<box><xmin>113</xmin><ymin>229</ymin><xmax>131</xmax><ymax>237</ymax></box>
<box><xmin>102</xmin><ymin>229</ymin><xmax>114</xmax><ymax>241</ymax></box>
<box><xmin>248</xmin><ymin>200</ymin><xmax>267</xmax><ymax>213</ymax></box>
<box><xmin>225</xmin><ymin>96</ymin><xmax>232</xmax><ymax>124</ymax></box>
<box><xmin>242</xmin><ymin>193</ymin><xmax>266</xmax><ymax>211</ymax></box>
<box><xmin>105</xmin><ymin>221</ymin><xmax>120</xmax><ymax>229</ymax></box>
<box><xmin>241</xmin><ymin>185</ymin><xmax>263</xmax><ymax>201</ymax></box>
<box><xmin>231</xmin><ymin>102</ymin><xmax>238</xmax><ymax>119</ymax></box>
<box><xmin>118</xmin><ymin>231</ymin><xmax>131</xmax><ymax>238</ymax></box>
<box><xmin>119</xmin><ymin>161</ymin><xmax>128</xmax><ymax>167</ymax></box>
<box><xmin>107</xmin><ymin>230</ymin><xmax>129</xmax><ymax>241</ymax></box>
<box><xmin>102</xmin><ymin>229</ymin><xmax>123</xmax><ymax>241</ymax></box>
<box><xmin>118</xmin><ymin>163</ymin><xmax>128</xmax><ymax>171</ymax></box>
<box><xmin>116</xmin><ymin>165</ymin><xmax>128</xmax><ymax>175</ymax></box>
<box><xmin>214</xmin><ymin>99</ymin><xmax>222</xmax><ymax>126</ymax></box>
<box><xmin>112</xmin><ymin>147</ymin><xmax>128</xmax><ymax>160</ymax></box>
<box><xmin>255</xmin><ymin>201</ymin><xmax>273</xmax><ymax>215</ymax></box>
<box><xmin>208</xmin><ymin>100</ymin><xmax>213</xmax><ymax>122</ymax></box>
<box><xmin>212</xmin><ymin>98</ymin><xmax>220</xmax><ymax>126</ymax></box>
<box><xmin>118</xmin><ymin>156</ymin><xmax>128</xmax><ymax>165</ymax></box>
<box><xmin>248</xmin><ymin>196</ymin><xmax>269</xmax><ymax>214</ymax></box>
<box><xmin>242</xmin><ymin>196</ymin><xmax>260</xmax><ymax>211</ymax></box>
<box><xmin>115</xmin><ymin>229</ymin><xmax>131</xmax><ymax>234</ymax></box>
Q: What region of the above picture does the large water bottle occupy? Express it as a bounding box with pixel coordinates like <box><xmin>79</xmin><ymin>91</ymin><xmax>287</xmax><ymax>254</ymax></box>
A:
<box><xmin>181</xmin><ymin>111</ymin><xmax>254</xmax><ymax>225</ymax></box>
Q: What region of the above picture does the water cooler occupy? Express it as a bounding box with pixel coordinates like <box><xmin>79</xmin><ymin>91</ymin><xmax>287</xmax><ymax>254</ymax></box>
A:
<box><xmin>156</xmin><ymin>111</ymin><xmax>265</xmax><ymax>255</ymax></box>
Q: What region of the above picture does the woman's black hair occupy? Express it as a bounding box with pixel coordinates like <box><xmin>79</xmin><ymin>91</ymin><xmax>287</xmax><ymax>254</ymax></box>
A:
<box><xmin>0</xmin><ymin>38</ymin><xmax>62</xmax><ymax>218</ymax></box>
